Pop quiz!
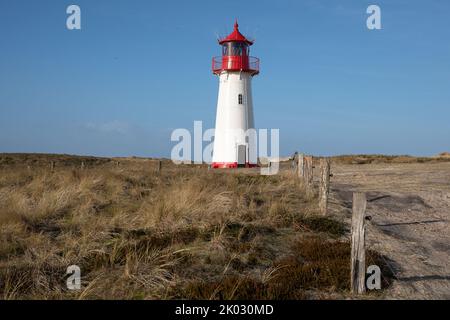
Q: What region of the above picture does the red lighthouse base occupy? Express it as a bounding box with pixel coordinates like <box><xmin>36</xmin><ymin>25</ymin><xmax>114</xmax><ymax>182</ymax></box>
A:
<box><xmin>211</xmin><ymin>162</ymin><xmax>259</xmax><ymax>169</ymax></box>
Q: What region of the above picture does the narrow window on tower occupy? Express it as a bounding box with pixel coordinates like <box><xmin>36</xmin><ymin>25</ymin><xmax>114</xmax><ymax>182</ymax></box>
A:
<box><xmin>238</xmin><ymin>94</ymin><xmax>243</xmax><ymax>105</ymax></box>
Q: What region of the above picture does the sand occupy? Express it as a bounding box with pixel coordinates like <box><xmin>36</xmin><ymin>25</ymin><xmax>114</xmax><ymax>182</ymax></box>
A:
<box><xmin>329</xmin><ymin>162</ymin><xmax>450</xmax><ymax>299</ymax></box>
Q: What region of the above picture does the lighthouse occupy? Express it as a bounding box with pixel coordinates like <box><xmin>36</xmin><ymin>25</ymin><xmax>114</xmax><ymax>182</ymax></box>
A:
<box><xmin>211</xmin><ymin>21</ymin><xmax>260</xmax><ymax>168</ymax></box>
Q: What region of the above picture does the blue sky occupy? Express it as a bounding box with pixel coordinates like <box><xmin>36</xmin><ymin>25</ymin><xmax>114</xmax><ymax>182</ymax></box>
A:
<box><xmin>0</xmin><ymin>0</ymin><xmax>449</xmax><ymax>157</ymax></box>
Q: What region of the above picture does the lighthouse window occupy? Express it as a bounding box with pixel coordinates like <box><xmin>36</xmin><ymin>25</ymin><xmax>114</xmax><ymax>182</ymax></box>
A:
<box><xmin>238</xmin><ymin>94</ymin><xmax>243</xmax><ymax>104</ymax></box>
<box><xmin>223</xmin><ymin>42</ymin><xmax>247</xmax><ymax>56</ymax></box>
<box><xmin>233</xmin><ymin>43</ymin><xmax>245</xmax><ymax>56</ymax></box>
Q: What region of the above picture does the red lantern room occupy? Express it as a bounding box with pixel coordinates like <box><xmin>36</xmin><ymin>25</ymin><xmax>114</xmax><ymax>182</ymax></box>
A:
<box><xmin>212</xmin><ymin>21</ymin><xmax>259</xmax><ymax>76</ymax></box>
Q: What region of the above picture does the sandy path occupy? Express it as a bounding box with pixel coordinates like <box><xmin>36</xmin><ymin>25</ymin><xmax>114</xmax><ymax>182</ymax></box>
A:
<box><xmin>328</xmin><ymin>162</ymin><xmax>450</xmax><ymax>299</ymax></box>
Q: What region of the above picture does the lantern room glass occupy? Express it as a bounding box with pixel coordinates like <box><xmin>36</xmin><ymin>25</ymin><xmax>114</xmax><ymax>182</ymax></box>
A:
<box><xmin>222</xmin><ymin>42</ymin><xmax>249</xmax><ymax>57</ymax></box>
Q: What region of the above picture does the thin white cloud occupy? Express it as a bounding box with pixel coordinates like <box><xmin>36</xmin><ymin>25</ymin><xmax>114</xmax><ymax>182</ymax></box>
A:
<box><xmin>84</xmin><ymin>120</ymin><xmax>130</xmax><ymax>134</ymax></box>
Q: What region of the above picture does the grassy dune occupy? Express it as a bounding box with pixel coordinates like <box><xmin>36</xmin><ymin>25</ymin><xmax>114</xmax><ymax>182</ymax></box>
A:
<box><xmin>0</xmin><ymin>155</ymin><xmax>390</xmax><ymax>299</ymax></box>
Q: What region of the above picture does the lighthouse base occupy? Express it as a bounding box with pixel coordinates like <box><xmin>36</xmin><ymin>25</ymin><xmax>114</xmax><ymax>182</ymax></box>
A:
<box><xmin>212</xmin><ymin>162</ymin><xmax>259</xmax><ymax>169</ymax></box>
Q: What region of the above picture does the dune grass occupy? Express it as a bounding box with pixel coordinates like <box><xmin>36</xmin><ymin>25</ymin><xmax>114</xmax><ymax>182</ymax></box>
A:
<box><xmin>0</xmin><ymin>156</ymin><xmax>390</xmax><ymax>299</ymax></box>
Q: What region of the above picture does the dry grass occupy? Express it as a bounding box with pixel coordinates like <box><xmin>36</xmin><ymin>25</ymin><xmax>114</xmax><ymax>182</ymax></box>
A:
<box><xmin>331</xmin><ymin>154</ymin><xmax>450</xmax><ymax>165</ymax></box>
<box><xmin>0</xmin><ymin>154</ymin><xmax>390</xmax><ymax>299</ymax></box>
<box><xmin>169</xmin><ymin>236</ymin><xmax>392</xmax><ymax>300</ymax></box>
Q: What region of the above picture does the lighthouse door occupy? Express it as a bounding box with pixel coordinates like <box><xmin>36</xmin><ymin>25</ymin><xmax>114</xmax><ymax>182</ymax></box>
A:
<box><xmin>237</xmin><ymin>145</ymin><xmax>246</xmax><ymax>167</ymax></box>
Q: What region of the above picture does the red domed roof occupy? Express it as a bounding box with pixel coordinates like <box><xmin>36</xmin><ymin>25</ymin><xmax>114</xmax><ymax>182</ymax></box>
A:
<box><xmin>219</xmin><ymin>21</ymin><xmax>253</xmax><ymax>45</ymax></box>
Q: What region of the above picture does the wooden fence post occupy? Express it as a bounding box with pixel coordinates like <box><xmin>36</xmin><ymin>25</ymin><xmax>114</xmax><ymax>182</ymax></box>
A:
<box><xmin>81</xmin><ymin>161</ymin><xmax>85</xmax><ymax>170</ymax></box>
<box><xmin>50</xmin><ymin>161</ymin><xmax>55</xmax><ymax>172</ymax></box>
<box><xmin>157</xmin><ymin>160</ymin><xmax>162</xmax><ymax>173</ymax></box>
<box><xmin>351</xmin><ymin>192</ymin><xmax>367</xmax><ymax>294</ymax></box>
<box><xmin>297</xmin><ymin>154</ymin><xmax>304</xmax><ymax>179</ymax></box>
<box><xmin>304</xmin><ymin>156</ymin><xmax>313</xmax><ymax>194</ymax></box>
<box><xmin>319</xmin><ymin>158</ymin><xmax>331</xmax><ymax>215</ymax></box>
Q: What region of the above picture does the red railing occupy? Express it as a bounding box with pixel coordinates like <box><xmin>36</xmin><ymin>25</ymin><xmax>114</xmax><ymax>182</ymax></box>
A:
<box><xmin>212</xmin><ymin>56</ymin><xmax>259</xmax><ymax>75</ymax></box>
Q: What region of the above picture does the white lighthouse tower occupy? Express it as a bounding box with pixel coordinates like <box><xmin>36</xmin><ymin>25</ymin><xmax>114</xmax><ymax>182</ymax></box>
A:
<box><xmin>211</xmin><ymin>21</ymin><xmax>260</xmax><ymax>168</ymax></box>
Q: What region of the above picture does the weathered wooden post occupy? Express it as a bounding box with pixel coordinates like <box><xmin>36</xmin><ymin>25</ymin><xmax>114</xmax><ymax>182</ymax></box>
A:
<box><xmin>50</xmin><ymin>161</ymin><xmax>55</xmax><ymax>172</ymax></box>
<box><xmin>351</xmin><ymin>192</ymin><xmax>367</xmax><ymax>294</ymax></box>
<box><xmin>297</xmin><ymin>153</ymin><xmax>304</xmax><ymax>179</ymax></box>
<box><xmin>304</xmin><ymin>156</ymin><xmax>313</xmax><ymax>195</ymax></box>
<box><xmin>291</xmin><ymin>152</ymin><xmax>298</xmax><ymax>173</ymax></box>
<box><xmin>157</xmin><ymin>160</ymin><xmax>162</xmax><ymax>173</ymax></box>
<box><xmin>319</xmin><ymin>158</ymin><xmax>331</xmax><ymax>215</ymax></box>
<box><xmin>81</xmin><ymin>161</ymin><xmax>85</xmax><ymax>170</ymax></box>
